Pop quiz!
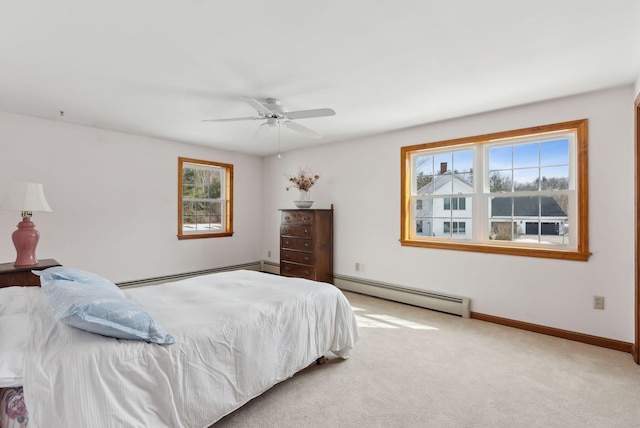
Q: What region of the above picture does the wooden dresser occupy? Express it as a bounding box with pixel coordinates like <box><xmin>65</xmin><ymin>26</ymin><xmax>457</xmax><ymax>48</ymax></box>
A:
<box><xmin>280</xmin><ymin>209</ymin><xmax>333</xmax><ymax>284</ymax></box>
<box><xmin>0</xmin><ymin>259</ymin><xmax>61</xmax><ymax>288</ymax></box>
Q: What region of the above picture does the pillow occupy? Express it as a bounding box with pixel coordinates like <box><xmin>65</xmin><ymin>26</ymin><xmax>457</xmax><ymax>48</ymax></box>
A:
<box><xmin>0</xmin><ymin>313</ymin><xmax>28</xmax><ymax>387</ymax></box>
<box><xmin>33</xmin><ymin>266</ymin><xmax>121</xmax><ymax>292</ymax></box>
<box><xmin>39</xmin><ymin>269</ymin><xmax>174</xmax><ymax>345</ymax></box>
<box><xmin>0</xmin><ymin>287</ymin><xmax>28</xmax><ymax>317</ymax></box>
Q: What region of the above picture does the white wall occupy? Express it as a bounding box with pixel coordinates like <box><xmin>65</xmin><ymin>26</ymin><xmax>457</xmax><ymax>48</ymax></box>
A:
<box><xmin>261</xmin><ymin>85</ymin><xmax>636</xmax><ymax>342</ymax></box>
<box><xmin>0</xmin><ymin>111</ymin><xmax>264</xmax><ymax>282</ymax></box>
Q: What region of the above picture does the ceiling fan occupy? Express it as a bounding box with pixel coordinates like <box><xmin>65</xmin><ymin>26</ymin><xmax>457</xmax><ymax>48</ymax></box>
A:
<box><xmin>202</xmin><ymin>97</ymin><xmax>335</xmax><ymax>139</ymax></box>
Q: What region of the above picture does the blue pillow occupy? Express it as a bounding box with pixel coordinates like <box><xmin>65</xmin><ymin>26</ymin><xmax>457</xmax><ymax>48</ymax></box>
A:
<box><xmin>34</xmin><ymin>266</ymin><xmax>119</xmax><ymax>291</ymax></box>
<box><xmin>38</xmin><ymin>269</ymin><xmax>174</xmax><ymax>345</ymax></box>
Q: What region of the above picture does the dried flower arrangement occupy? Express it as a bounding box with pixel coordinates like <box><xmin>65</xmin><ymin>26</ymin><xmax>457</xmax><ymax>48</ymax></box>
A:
<box><xmin>286</xmin><ymin>168</ymin><xmax>320</xmax><ymax>191</ymax></box>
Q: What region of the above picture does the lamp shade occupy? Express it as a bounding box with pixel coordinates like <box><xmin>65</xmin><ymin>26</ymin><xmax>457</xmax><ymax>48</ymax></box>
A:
<box><xmin>1</xmin><ymin>182</ymin><xmax>52</xmax><ymax>212</ymax></box>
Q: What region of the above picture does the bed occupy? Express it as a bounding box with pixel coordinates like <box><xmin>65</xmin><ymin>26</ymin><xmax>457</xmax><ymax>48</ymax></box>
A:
<box><xmin>0</xmin><ymin>268</ymin><xmax>359</xmax><ymax>427</ymax></box>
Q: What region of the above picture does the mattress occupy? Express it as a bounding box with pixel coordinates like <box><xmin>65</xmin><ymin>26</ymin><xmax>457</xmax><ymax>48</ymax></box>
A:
<box><xmin>21</xmin><ymin>270</ymin><xmax>359</xmax><ymax>427</ymax></box>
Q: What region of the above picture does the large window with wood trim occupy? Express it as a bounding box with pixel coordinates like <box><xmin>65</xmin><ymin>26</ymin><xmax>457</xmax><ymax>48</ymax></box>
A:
<box><xmin>178</xmin><ymin>157</ymin><xmax>233</xmax><ymax>239</ymax></box>
<box><xmin>400</xmin><ymin>119</ymin><xmax>590</xmax><ymax>261</ymax></box>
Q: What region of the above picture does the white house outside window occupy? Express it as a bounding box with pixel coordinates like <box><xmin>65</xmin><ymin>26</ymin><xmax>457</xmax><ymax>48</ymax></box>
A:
<box><xmin>401</xmin><ymin>119</ymin><xmax>590</xmax><ymax>261</ymax></box>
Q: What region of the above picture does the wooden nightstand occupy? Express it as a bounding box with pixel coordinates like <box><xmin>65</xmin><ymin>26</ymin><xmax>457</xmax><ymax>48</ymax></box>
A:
<box><xmin>0</xmin><ymin>259</ymin><xmax>61</xmax><ymax>288</ymax></box>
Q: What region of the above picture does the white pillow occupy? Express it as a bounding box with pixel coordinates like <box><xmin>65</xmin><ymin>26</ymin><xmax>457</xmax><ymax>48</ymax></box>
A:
<box><xmin>0</xmin><ymin>313</ymin><xmax>28</xmax><ymax>387</ymax></box>
<box><xmin>0</xmin><ymin>286</ymin><xmax>28</xmax><ymax>316</ymax></box>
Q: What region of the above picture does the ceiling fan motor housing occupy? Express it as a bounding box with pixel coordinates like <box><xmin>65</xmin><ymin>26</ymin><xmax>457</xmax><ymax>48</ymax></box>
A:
<box><xmin>263</xmin><ymin>98</ymin><xmax>285</xmax><ymax>118</ymax></box>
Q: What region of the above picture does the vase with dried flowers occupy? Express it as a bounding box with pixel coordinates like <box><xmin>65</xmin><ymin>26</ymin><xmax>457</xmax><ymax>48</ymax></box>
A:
<box><xmin>286</xmin><ymin>168</ymin><xmax>319</xmax><ymax>208</ymax></box>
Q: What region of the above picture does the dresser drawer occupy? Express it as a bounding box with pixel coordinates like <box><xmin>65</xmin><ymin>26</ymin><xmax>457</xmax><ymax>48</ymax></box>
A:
<box><xmin>281</xmin><ymin>211</ymin><xmax>315</xmax><ymax>224</ymax></box>
<box><xmin>281</xmin><ymin>236</ymin><xmax>313</xmax><ymax>252</ymax></box>
<box><xmin>281</xmin><ymin>224</ymin><xmax>314</xmax><ymax>238</ymax></box>
<box><xmin>281</xmin><ymin>250</ymin><xmax>315</xmax><ymax>265</ymax></box>
<box><xmin>280</xmin><ymin>262</ymin><xmax>315</xmax><ymax>280</ymax></box>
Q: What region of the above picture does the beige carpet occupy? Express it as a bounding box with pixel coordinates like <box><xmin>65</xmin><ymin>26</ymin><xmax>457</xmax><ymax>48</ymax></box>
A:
<box><xmin>214</xmin><ymin>291</ymin><xmax>640</xmax><ymax>427</ymax></box>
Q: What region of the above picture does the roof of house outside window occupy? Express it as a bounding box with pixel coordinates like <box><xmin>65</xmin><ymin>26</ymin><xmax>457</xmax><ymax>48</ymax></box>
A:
<box><xmin>417</xmin><ymin>173</ymin><xmax>473</xmax><ymax>195</ymax></box>
<box><xmin>491</xmin><ymin>197</ymin><xmax>567</xmax><ymax>217</ymax></box>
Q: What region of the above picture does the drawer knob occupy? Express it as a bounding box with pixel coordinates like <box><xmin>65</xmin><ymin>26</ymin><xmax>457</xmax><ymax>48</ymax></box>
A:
<box><xmin>304</xmin><ymin>257</ymin><xmax>310</xmax><ymax>262</ymax></box>
<box><xmin>304</xmin><ymin>270</ymin><xmax>310</xmax><ymax>275</ymax></box>
<box><xmin>285</xmin><ymin>216</ymin><xmax>291</xmax><ymax>220</ymax></box>
<box><xmin>304</xmin><ymin>243</ymin><xmax>310</xmax><ymax>248</ymax></box>
<box><xmin>304</xmin><ymin>229</ymin><xmax>309</xmax><ymax>234</ymax></box>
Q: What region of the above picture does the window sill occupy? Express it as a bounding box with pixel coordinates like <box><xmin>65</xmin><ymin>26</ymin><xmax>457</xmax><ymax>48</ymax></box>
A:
<box><xmin>399</xmin><ymin>239</ymin><xmax>591</xmax><ymax>261</ymax></box>
<box><xmin>178</xmin><ymin>232</ymin><xmax>234</xmax><ymax>240</ymax></box>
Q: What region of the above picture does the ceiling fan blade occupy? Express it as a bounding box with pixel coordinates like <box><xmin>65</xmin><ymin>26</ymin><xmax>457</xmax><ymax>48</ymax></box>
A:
<box><xmin>283</xmin><ymin>120</ymin><xmax>322</xmax><ymax>139</ymax></box>
<box><xmin>285</xmin><ymin>108</ymin><xmax>335</xmax><ymax>120</ymax></box>
<box><xmin>201</xmin><ymin>116</ymin><xmax>261</xmax><ymax>122</ymax></box>
<box><xmin>239</xmin><ymin>96</ymin><xmax>275</xmax><ymax>117</ymax></box>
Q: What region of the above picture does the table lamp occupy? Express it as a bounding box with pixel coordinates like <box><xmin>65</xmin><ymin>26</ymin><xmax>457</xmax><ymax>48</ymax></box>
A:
<box><xmin>1</xmin><ymin>183</ymin><xmax>52</xmax><ymax>266</ymax></box>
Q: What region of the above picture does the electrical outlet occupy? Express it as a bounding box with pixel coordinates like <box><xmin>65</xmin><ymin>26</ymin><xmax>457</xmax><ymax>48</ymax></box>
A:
<box><xmin>268</xmin><ymin>250</ymin><xmax>271</xmax><ymax>258</ymax></box>
<box><xmin>593</xmin><ymin>295</ymin><xmax>605</xmax><ymax>310</ymax></box>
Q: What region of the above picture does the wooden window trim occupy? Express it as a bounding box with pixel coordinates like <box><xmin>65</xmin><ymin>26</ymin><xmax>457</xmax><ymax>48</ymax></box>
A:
<box><xmin>178</xmin><ymin>157</ymin><xmax>234</xmax><ymax>240</ymax></box>
<box><xmin>400</xmin><ymin>119</ymin><xmax>590</xmax><ymax>261</ymax></box>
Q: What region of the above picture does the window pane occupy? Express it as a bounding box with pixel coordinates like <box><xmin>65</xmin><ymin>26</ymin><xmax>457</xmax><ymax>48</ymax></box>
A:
<box><xmin>453</xmin><ymin>150</ymin><xmax>473</xmax><ymax>174</ymax></box>
<box><xmin>435</xmin><ymin>153</ymin><xmax>453</xmax><ymax>194</ymax></box>
<box><xmin>513</xmin><ymin>168</ymin><xmax>539</xmax><ymax>191</ymax></box>
<box><xmin>550</xmin><ymin>194</ymin><xmax>569</xmax><ymax>218</ymax></box>
<box><xmin>194</xmin><ymin>201</ymin><xmax>222</xmax><ymax>231</ymax></box>
<box><xmin>451</xmin><ymin>219</ymin><xmax>469</xmax><ymax>239</ymax></box>
<box><xmin>540</xmin><ymin>166</ymin><xmax>569</xmax><ymax>190</ymax></box>
<box><xmin>416</xmin><ymin>173</ymin><xmax>434</xmax><ymax>194</ymax></box>
<box><xmin>489</xmin><ymin>146</ymin><xmax>512</xmax><ymax>170</ymax></box>
<box><xmin>513</xmin><ymin>196</ymin><xmax>539</xmax><ymax>217</ymax></box>
<box><xmin>540</xmin><ymin>139</ymin><xmax>569</xmax><ymax>166</ymax></box>
<box><xmin>415</xmin><ymin>213</ymin><xmax>433</xmax><ymax>237</ymax></box>
<box><xmin>444</xmin><ymin>198</ymin><xmax>451</xmax><ymax>210</ymax></box>
<box><xmin>183</xmin><ymin>201</ymin><xmax>196</xmax><ymax>231</ymax></box>
<box><xmin>489</xmin><ymin>170</ymin><xmax>512</xmax><ymax>192</ymax></box>
<box><xmin>183</xmin><ymin>183</ymin><xmax>194</xmax><ymax>198</ymax></box>
<box><xmin>490</xmin><ymin>221</ymin><xmax>515</xmax><ymax>241</ymax></box>
<box><xmin>435</xmin><ymin>153</ymin><xmax>452</xmax><ymax>175</ymax></box>
<box><xmin>415</xmin><ymin>155</ymin><xmax>434</xmax><ymax>176</ymax></box>
<box><xmin>513</xmin><ymin>143</ymin><xmax>539</xmax><ymax>168</ymax></box>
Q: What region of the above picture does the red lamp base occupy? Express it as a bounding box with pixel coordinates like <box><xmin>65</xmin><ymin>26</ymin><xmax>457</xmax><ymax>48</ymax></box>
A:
<box><xmin>12</xmin><ymin>217</ymin><xmax>40</xmax><ymax>267</ymax></box>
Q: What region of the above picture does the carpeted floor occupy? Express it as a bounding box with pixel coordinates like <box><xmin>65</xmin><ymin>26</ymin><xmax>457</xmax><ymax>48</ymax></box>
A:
<box><xmin>214</xmin><ymin>291</ymin><xmax>640</xmax><ymax>427</ymax></box>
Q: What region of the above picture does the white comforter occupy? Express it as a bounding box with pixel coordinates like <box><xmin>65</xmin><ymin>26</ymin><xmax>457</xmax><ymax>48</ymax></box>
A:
<box><xmin>23</xmin><ymin>270</ymin><xmax>359</xmax><ymax>428</ymax></box>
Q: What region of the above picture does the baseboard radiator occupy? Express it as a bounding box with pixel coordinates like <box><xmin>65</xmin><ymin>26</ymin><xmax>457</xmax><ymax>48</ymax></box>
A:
<box><xmin>333</xmin><ymin>274</ymin><xmax>470</xmax><ymax>318</ymax></box>
<box><xmin>117</xmin><ymin>262</ymin><xmax>262</xmax><ymax>288</ymax></box>
<box><xmin>262</xmin><ymin>261</ymin><xmax>470</xmax><ymax>318</ymax></box>
<box><xmin>118</xmin><ymin>261</ymin><xmax>470</xmax><ymax>319</ymax></box>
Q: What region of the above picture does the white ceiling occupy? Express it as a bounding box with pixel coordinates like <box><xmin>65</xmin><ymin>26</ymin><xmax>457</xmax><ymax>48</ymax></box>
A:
<box><xmin>1</xmin><ymin>1</ymin><xmax>639</xmax><ymax>157</ymax></box>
